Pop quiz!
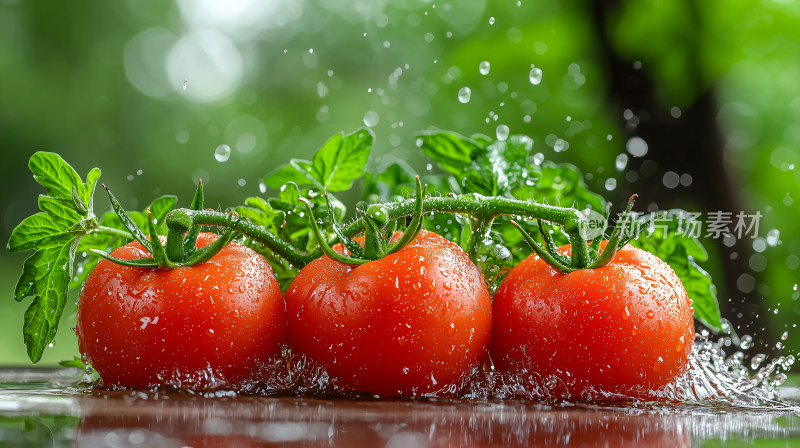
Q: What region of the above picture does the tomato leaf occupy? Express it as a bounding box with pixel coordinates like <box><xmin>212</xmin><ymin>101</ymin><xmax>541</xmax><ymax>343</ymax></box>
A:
<box><xmin>629</xmin><ymin>210</ymin><xmax>723</xmax><ymax>332</ymax></box>
<box><xmin>311</xmin><ymin>128</ymin><xmax>373</xmax><ymax>192</ymax></box>
<box><xmin>363</xmin><ymin>160</ymin><xmax>418</xmax><ymax>202</ymax></box>
<box><xmin>7</xmin><ymin>152</ymin><xmax>102</xmax><ymax>362</ymax></box>
<box><xmin>264</xmin><ymin>128</ymin><xmax>374</xmax><ymax>193</ymax></box>
<box><xmin>417</xmin><ymin>130</ymin><xmax>605</xmax><ymax>212</ymax></box>
<box><xmin>264</xmin><ymin>160</ymin><xmax>320</xmax><ymax>190</ymax></box>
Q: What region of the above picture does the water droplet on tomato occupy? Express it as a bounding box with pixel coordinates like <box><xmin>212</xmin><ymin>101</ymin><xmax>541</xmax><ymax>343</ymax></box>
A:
<box><xmin>623</xmin><ymin>304</ymin><xmax>631</xmax><ymax>319</ymax></box>
<box><xmin>646</xmin><ymin>309</ymin><xmax>655</xmax><ymax>319</ymax></box>
<box><xmin>654</xmin><ymin>356</ymin><xmax>664</xmax><ymax>372</ymax></box>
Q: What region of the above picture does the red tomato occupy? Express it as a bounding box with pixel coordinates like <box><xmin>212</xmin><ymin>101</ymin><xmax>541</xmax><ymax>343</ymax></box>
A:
<box><xmin>284</xmin><ymin>229</ymin><xmax>492</xmax><ymax>396</ymax></box>
<box><xmin>76</xmin><ymin>233</ymin><xmax>285</xmax><ymax>390</ymax></box>
<box><xmin>491</xmin><ymin>243</ymin><xmax>694</xmax><ymax>400</ymax></box>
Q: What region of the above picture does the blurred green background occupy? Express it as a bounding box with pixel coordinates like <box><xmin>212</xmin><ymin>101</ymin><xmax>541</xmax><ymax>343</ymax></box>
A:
<box><xmin>0</xmin><ymin>0</ymin><xmax>798</xmax><ymax>365</ymax></box>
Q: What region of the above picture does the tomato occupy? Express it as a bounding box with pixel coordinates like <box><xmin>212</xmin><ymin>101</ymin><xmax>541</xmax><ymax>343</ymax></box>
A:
<box><xmin>76</xmin><ymin>233</ymin><xmax>285</xmax><ymax>390</ymax></box>
<box><xmin>491</xmin><ymin>243</ymin><xmax>694</xmax><ymax>400</ymax></box>
<box><xmin>284</xmin><ymin>229</ymin><xmax>492</xmax><ymax>396</ymax></box>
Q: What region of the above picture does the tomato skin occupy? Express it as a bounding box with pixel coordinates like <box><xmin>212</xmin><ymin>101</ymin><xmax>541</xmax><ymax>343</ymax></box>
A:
<box><xmin>491</xmin><ymin>244</ymin><xmax>694</xmax><ymax>400</ymax></box>
<box><xmin>76</xmin><ymin>233</ymin><xmax>285</xmax><ymax>390</ymax></box>
<box><xmin>285</xmin><ymin>230</ymin><xmax>492</xmax><ymax>396</ymax></box>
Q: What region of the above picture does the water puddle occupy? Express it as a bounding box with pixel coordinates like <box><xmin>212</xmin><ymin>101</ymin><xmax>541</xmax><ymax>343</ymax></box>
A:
<box><xmin>2</xmin><ymin>335</ymin><xmax>799</xmax><ymax>447</ymax></box>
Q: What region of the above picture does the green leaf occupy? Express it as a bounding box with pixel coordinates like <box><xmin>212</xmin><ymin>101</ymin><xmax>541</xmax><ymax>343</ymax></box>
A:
<box><xmin>517</xmin><ymin>161</ymin><xmax>606</xmax><ymax>212</ymax></box>
<box><xmin>80</xmin><ymin>168</ymin><xmax>102</xmax><ymax>214</ymax></box>
<box><xmin>146</xmin><ymin>195</ymin><xmax>178</xmax><ymax>233</ymax></box>
<box><xmin>417</xmin><ymin>131</ymin><xmax>480</xmax><ymax>177</ymax></box>
<box><xmin>278</xmin><ymin>182</ymin><xmax>301</xmax><ymax>207</ymax></box>
<box><xmin>38</xmin><ymin>196</ymin><xmax>82</xmax><ymax>224</ymax></box>
<box><xmin>9</xmin><ymin>152</ymin><xmax>102</xmax><ymax>363</ymax></box>
<box><xmin>311</xmin><ymin>128</ymin><xmax>373</xmax><ymax>192</ymax></box>
<box><xmin>264</xmin><ymin>159</ymin><xmax>320</xmax><ymax>190</ymax></box>
<box><xmin>58</xmin><ymin>356</ymin><xmax>87</xmax><ymax>369</ymax></box>
<box><xmin>629</xmin><ymin>210</ymin><xmax>722</xmax><ymax>331</ymax></box>
<box><xmin>23</xmin><ymin>297</ymin><xmax>49</xmax><ymax>363</ymax></box>
<box><xmin>28</xmin><ymin>152</ymin><xmax>85</xmax><ymax>200</ymax></box>
<box><xmin>363</xmin><ymin>160</ymin><xmax>419</xmax><ymax>202</ymax></box>
<box><xmin>263</xmin><ymin>129</ymin><xmax>374</xmax><ymax>193</ymax></box>
<box><xmin>16</xmin><ymin>234</ymin><xmax>80</xmax><ymax>362</ymax></box>
<box><xmin>7</xmin><ymin>213</ymin><xmax>69</xmax><ymax>252</ymax></box>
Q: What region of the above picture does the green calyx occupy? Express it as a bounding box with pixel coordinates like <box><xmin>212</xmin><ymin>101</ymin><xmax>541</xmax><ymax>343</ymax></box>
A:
<box><xmin>512</xmin><ymin>195</ymin><xmax>641</xmax><ymax>274</ymax></box>
<box><xmin>301</xmin><ymin>176</ymin><xmax>427</xmax><ymax>265</ymax></box>
<box><xmin>93</xmin><ymin>181</ymin><xmax>237</xmax><ymax>269</ymax></box>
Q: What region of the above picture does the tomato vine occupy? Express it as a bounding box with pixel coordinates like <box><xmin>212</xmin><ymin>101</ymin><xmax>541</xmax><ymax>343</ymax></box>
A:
<box><xmin>6</xmin><ymin>127</ymin><xmax>723</xmax><ymax>364</ymax></box>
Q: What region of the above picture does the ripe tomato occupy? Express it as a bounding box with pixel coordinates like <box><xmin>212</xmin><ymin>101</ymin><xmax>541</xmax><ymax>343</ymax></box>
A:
<box><xmin>491</xmin><ymin>243</ymin><xmax>694</xmax><ymax>400</ymax></box>
<box><xmin>284</xmin><ymin>229</ymin><xmax>492</xmax><ymax>396</ymax></box>
<box><xmin>76</xmin><ymin>233</ymin><xmax>285</xmax><ymax>390</ymax></box>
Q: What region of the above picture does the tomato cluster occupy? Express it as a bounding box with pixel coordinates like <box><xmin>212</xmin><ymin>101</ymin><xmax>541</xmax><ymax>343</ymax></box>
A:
<box><xmin>77</xmin><ymin>231</ymin><xmax>693</xmax><ymax>399</ymax></box>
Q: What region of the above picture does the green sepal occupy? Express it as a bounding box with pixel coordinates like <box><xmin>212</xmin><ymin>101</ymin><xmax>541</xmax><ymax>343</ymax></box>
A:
<box><xmin>325</xmin><ymin>190</ymin><xmax>365</xmax><ymax>258</ymax></box>
<box><xmin>183</xmin><ymin>228</ymin><xmax>236</xmax><ymax>266</ymax></box>
<box><xmin>147</xmin><ymin>210</ymin><xmax>174</xmax><ymax>268</ymax></box>
<box><xmin>183</xmin><ymin>181</ymin><xmax>205</xmax><ymax>252</ymax></box>
<box><xmin>89</xmin><ymin>249</ymin><xmax>159</xmax><ymax>268</ymax></box>
<box><xmin>104</xmin><ymin>185</ymin><xmax>152</xmax><ymax>253</ymax></box>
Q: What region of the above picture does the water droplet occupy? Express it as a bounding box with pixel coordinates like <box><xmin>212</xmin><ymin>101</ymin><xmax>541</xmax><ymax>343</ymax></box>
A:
<box><xmin>182</xmin><ymin>80</ymin><xmax>187</xmax><ymax>91</ymax></box>
<box><xmin>316</xmin><ymin>81</ymin><xmax>329</xmax><ymax>98</ymax></box>
<box><xmin>529</xmin><ymin>65</ymin><xmax>543</xmax><ymax>85</ymax></box>
<box><xmin>553</xmin><ymin>138</ymin><xmax>568</xmax><ymax>152</ymax></box>
<box><xmin>653</xmin><ymin>356</ymin><xmax>664</xmax><ymax>372</ymax></box>
<box><xmin>532</xmin><ymin>153</ymin><xmax>544</xmax><ymax>165</ymax></box>
<box><xmin>751</xmin><ymin>353</ymin><xmax>766</xmax><ymax>370</ymax></box>
<box><xmin>214</xmin><ymin>144</ymin><xmax>231</xmax><ymax>162</ymax></box>
<box><xmin>766</xmin><ymin>229</ymin><xmax>781</xmax><ymax>246</ymax></box>
<box><xmin>604</xmin><ymin>178</ymin><xmax>617</xmax><ymax>191</ymax></box>
<box><xmin>363</xmin><ymin>110</ymin><xmax>379</xmax><ymax>127</ymax></box>
<box><xmin>479</xmin><ymin>61</ymin><xmax>490</xmax><ymax>75</ymax></box>
<box><xmin>615</xmin><ymin>153</ymin><xmax>628</xmax><ymax>171</ymax></box>
<box><xmin>781</xmin><ymin>331</ymin><xmax>789</xmax><ymax>340</ymax></box>
<box><xmin>740</xmin><ymin>335</ymin><xmax>752</xmax><ymax>350</ymax></box>
<box><xmin>496</xmin><ymin>124</ymin><xmax>509</xmax><ymax>141</ymax></box>
<box><xmin>488</xmin><ymin>16</ymin><xmax>495</xmax><ymax>25</ymax></box>
<box><xmin>457</xmin><ymin>87</ymin><xmax>472</xmax><ymax>103</ymax></box>
<box><xmin>626</xmin><ymin>137</ymin><xmax>649</xmax><ymax>157</ymax></box>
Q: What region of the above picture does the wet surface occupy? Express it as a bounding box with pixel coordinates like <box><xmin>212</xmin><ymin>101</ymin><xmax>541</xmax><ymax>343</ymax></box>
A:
<box><xmin>1</xmin><ymin>368</ymin><xmax>799</xmax><ymax>447</ymax></box>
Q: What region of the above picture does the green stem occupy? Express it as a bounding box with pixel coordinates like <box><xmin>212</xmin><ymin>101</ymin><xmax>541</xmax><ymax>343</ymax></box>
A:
<box><xmin>175</xmin><ymin>209</ymin><xmax>313</xmax><ymax>267</ymax></box>
<box><xmin>93</xmin><ymin>226</ymin><xmax>134</xmax><ymax>240</ymax></box>
<box><xmin>310</xmin><ymin>194</ymin><xmax>583</xmax><ymax>260</ymax></box>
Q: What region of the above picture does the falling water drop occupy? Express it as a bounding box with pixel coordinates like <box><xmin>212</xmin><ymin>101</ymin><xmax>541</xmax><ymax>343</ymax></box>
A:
<box><xmin>496</xmin><ymin>124</ymin><xmax>509</xmax><ymax>141</ymax></box>
<box><xmin>615</xmin><ymin>154</ymin><xmax>629</xmax><ymax>171</ymax></box>
<box><xmin>363</xmin><ymin>110</ymin><xmax>380</xmax><ymax>127</ymax></box>
<box><xmin>529</xmin><ymin>65</ymin><xmax>543</xmax><ymax>85</ymax></box>
<box><xmin>457</xmin><ymin>87</ymin><xmax>472</xmax><ymax>104</ymax></box>
<box><xmin>479</xmin><ymin>61</ymin><xmax>490</xmax><ymax>75</ymax></box>
<box><xmin>214</xmin><ymin>145</ymin><xmax>231</xmax><ymax>162</ymax></box>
